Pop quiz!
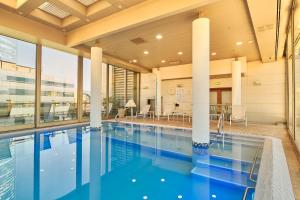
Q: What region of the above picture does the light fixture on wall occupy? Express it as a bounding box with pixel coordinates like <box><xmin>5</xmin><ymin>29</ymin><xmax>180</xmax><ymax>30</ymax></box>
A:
<box><xmin>253</xmin><ymin>80</ymin><xmax>261</xmax><ymax>86</ymax></box>
<box><xmin>178</xmin><ymin>51</ymin><xmax>183</xmax><ymax>55</ymax></box>
<box><xmin>211</xmin><ymin>52</ymin><xmax>217</xmax><ymax>56</ymax></box>
<box><xmin>161</xmin><ymin>60</ymin><xmax>166</xmax><ymax>63</ymax></box>
<box><xmin>236</xmin><ymin>41</ymin><xmax>243</xmax><ymax>46</ymax></box>
<box><xmin>144</xmin><ymin>50</ymin><xmax>149</xmax><ymax>55</ymax></box>
<box><xmin>156</xmin><ymin>34</ymin><xmax>163</xmax><ymax>40</ymax></box>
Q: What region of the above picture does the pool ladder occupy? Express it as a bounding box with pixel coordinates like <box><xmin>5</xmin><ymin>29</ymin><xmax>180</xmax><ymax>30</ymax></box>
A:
<box><xmin>242</xmin><ymin>147</ymin><xmax>262</xmax><ymax>200</ymax></box>
<box><xmin>217</xmin><ymin>111</ymin><xmax>225</xmax><ymax>135</ymax></box>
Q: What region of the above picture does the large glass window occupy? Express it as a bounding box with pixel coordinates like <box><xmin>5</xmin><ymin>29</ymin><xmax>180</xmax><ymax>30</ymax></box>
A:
<box><xmin>0</xmin><ymin>35</ymin><xmax>36</xmax><ymax>128</ymax></box>
<box><xmin>40</xmin><ymin>47</ymin><xmax>78</xmax><ymax>123</ymax></box>
<box><xmin>82</xmin><ymin>58</ymin><xmax>91</xmax><ymax>119</ymax></box>
<box><xmin>294</xmin><ymin>2</ymin><xmax>300</xmax><ymax>150</ymax></box>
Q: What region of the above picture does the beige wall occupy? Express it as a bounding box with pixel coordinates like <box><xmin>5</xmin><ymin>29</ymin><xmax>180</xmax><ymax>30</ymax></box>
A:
<box><xmin>140</xmin><ymin>57</ymin><xmax>286</xmax><ymax>124</ymax></box>
<box><xmin>140</xmin><ymin>73</ymin><xmax>156</xmax><ymax>110</ymax></box>
<box><xmin>244</xmin><ymin>59</ymin><xmax>286</xmax><ymax>123</ymax></box>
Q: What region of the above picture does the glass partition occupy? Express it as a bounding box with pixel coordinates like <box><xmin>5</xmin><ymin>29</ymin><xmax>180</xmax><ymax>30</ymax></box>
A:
<box><xmin>40</xmin><ymin>47</ymin><xmax>78</xmax><ymax>123</ymax></box>
<box><xmin>0</xmin><ymin>34</ymin><xmax>140</xmax><ymax>131</ymax></box>
<box><xmin>294</xmin><ymin>1</ymin><xmax>300</xmax><ymax>150</ymax></box>
<box><xmin>0</xmin><ymin>35</ymin><xmax>36</xmax><ymax>129</ymax></box>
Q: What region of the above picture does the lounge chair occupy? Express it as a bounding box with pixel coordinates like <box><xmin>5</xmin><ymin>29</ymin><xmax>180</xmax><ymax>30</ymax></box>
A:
<box><xmin>115</xmin><ymin>108</ymin><xmax>127</xmax><ymax>121</ymax></box>
<box><xmin>136</xmin><ymin>105</ymin><xmax>151</xmax><ymax>118</ymax></box>
<box><xmin>230</xmin><ymin>105</ymin><xmax>247</xmax><ymax>126</ymax></box>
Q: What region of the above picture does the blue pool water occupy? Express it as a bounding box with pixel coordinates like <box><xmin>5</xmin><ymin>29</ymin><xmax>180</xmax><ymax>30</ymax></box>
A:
<box><xmin>0</xmin><ymin>122</ymin><xmax>263</xmax><ymax>200</ymax></box>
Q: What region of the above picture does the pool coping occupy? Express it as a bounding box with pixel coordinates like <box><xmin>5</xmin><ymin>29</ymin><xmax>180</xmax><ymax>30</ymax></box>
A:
<box><xmin>254</xmin><ymin>137</ymin><xmax>295</xmax><ymax>200</ymax></box>
<box><xmin>0</xmin><ymin>120</ymin><xmax>295</xmax><ymax>200</ymax></box>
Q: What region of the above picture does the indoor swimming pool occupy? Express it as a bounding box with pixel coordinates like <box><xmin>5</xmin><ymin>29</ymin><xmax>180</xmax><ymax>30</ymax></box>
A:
<box><xmin>0</xmin><ymin>122</ymin><xmax>264</xmax><ymax>200</ymax></box>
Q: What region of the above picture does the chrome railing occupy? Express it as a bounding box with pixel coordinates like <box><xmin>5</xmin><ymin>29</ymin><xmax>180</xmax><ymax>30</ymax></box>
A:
<box><xmin>249</xmin><ymin>147</ymin><xmax>262</xmax><ymax>183</ymax></box>
<box><xmin>217</xmin><ymin>110</ymin><xmax>225</xmax><ymax>135</ymax></box>
<box><xmin>242</xmin><ymin>187</ymin><xmax>255</xmax><ymax>200</ymax></box>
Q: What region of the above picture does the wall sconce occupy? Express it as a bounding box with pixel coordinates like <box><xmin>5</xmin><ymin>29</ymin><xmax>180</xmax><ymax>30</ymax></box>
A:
<box><xmin>253</xmin><ymin>80</ymin><xmax>261</xmax><ymax>86</ymax></box>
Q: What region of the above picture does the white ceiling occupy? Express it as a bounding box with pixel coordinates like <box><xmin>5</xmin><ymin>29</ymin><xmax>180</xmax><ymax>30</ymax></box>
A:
<box><xmin>89</xmin><ymin>0</ymin><xmax>260</xmax><ymax>69</ymax></box>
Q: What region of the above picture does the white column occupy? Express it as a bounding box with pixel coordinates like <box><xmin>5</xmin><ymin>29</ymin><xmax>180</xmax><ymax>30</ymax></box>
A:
<box><xmin>153</xmin><ymin>68</ymin><xmax>162</xmax><ymax>116</ymax></box>
<box><xmin>90</xmin><ymin>46</ymin><xmax>102</xmax><ymax>129</ymax></box>
<box><xmin>231</xmin><ymin>60</ymin><xmax>242</xmax><ymax>116</ymax></box>
<box><xmin>192</xmin><ymin>18</ymin><xmax>210</xmax><ymax>147</ymax></box>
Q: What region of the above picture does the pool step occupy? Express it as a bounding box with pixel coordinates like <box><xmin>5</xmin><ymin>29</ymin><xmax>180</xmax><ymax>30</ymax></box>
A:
<box><xmin>191</xmin><ymin>162</ymin><xmax>256</xmax><ymax>187</ymax></box>
<box><xmin>195</xmin><ymin>155</ymin><xmax>255</xmax><ymax>174</ymax></box>
<box><xmin>210</xmin><ymin>137</ymin><xmax>264</xmax><ymax>147</ymax></box>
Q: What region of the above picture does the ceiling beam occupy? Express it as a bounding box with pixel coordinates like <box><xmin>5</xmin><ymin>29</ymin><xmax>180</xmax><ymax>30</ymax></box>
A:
<box><xmin>75</xmin><ymin>45</ymin><xmax>151</xmax><ymax>73</ymax></box>
<box><xmin>62</xmin><ymin>15</ymin><xmax>81</xmax><ymax>28</ymax></box>
<box><xmin>30</xmin><ymin>9</ymin><xmax>62</xmax><ymax>28</ymax></box>
<box><xmin>0</xmin><ymin>0</ymin><xmax>17</xmax><ymax>9</ymax></box>
<box><xmin>246</xmin><ymin>0</ymin><xmax>277</xmax><ymax>62</ymax></box>
<box><xmin>0</xmin><ymin>6</ymin><xmax>150</xmax><ymax>72</ymax></box>
<box><xmin>86</xmin><ymin>1</ymin><xmax>112</xmax><ymax>18</ymax></box>
<box><xmin>48</xmin><ymin>0</ymin><xmax>87</xmax><ymax>21</ymax></box>
<box><xmin>66</xmin><ymin>0</ymin><xmax>218</xmax><ymax>47</ymax></box>
<box><xmin>0</xmin><ymin>7</ymin><xmax>65</xmax><ymax>44</ymax></box>
<box><xmin>16</xmin><ymin>0</ymin><xmax>47</xmax><ymax>15</ymax></box>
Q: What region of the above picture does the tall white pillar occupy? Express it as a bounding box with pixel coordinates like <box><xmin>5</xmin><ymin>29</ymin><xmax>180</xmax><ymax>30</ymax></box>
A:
<box><xmin>153</xmin><ymin>68</ymin><xmax>161</xmax><ymax>116</ymax></box>
<box><xmin>192</xmin><ymin>18</ymin><xmax>210</xmax><ymax>147</ymax></box>
<box><xmin>231</xmin><ymin>60</ymin><xmax>242</xmax><ymax>116</ymax></box>
<box><xmin>90</xmin><ymin>46</ymin><xmax>102</xmax><ymax>129</ymax></box>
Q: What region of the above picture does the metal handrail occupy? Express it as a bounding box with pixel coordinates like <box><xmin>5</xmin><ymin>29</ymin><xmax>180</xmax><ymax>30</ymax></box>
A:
<box><xmin>249</xmin><ymin>148</ymin><xmax>261</xmax><ymax>183</ymax></box>
<box><xmin>217</xmin><ymin>111</ymin><xmax>225</xmax><ymax>135</ymax></box>
<box><xmin>242</xmin><ymin>187</ymin><xmax>255</xmax><ymax>200</ymax></box>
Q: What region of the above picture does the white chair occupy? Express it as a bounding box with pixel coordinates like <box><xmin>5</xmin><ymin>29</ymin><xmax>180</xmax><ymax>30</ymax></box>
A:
<box><xmin>115</xmin><ymin>108</ymin><xmax>127</xmax><ymax>121</ymax></box>
<box><xmin>230</xmin><ymin>105</ymin><xmax>247</xmax><ymax>126</ymax></box>
<box><xmin>136</xmin><ymin>105</ymin><xmax>151</xmax><ymax>118</ymax></box>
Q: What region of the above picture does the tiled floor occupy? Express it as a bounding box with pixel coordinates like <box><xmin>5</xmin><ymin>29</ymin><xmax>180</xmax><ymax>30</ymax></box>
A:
<box><xmin>118</xmin><ymin>117</ymin><xmax>300</xmax><ymax>199</ymax></box>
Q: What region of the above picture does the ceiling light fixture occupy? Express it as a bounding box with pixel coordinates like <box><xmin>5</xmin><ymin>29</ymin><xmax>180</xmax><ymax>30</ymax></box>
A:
<box><xmin>156</xmin><ymin>34</ymin><xmax>163</xmax><ymax>40</ymax></box>
<box><xmin>178</xmin><ymin>52</ymin><xmax>183</xmax><ymax>55</ymax></box>
<box><xmin>144</xmin><ymin>50</ymin><xmax>149</xmax><ymax>55</ymax></box>
<box><xmin>132</xmin><ymin>59</ymin><xmax>138</xmax><ymax>63</ymax></box>
<box><xmin>211</xmin><ymin>52</ymin><xmax>217</xmax><ymax>56</ymax></box>
<box><xmin>161</xmin><ymin>60</ymin><xmax>166</xmax><ymax>63</ymax></box>
<box><xmin>236</xmin><ymin>41</ymin><xmax>243</xmax><ymax>46</ymax></box>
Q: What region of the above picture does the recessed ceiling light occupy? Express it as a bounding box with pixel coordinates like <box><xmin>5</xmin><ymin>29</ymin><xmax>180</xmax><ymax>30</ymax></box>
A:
<box><xmin>156</xmin><ymin>34</ymin><xmax>163</xmax><ymax>40</ymax></box>
<box><xmin>177</xmin><ymin>195</ymin><xmax>183</xmax><ymax>199</ymax></box>
<box><xmin>144</xmin><ymin>50</ymin><xmax>149</xmax><ymax>55</ymax></box>
<box><xmin>143</xmin><ymin>196</ymin><xmax>148</xmax><ymax>200</ymax></box>
<box><xmin>236</xmin><ymin>41</ymin><xmax>243</xmax><ymax>46</ymax></box>
<box><xmin>178</xmin><ymin>52</ymin><xmax>183</xmax><ymax>55</ymax></box>
<box><xmin>132</xmin><ymin>59</ymin><xmax>138</xmax><ymax>63</ymax></box>
<box><xmin>161</xmin><ymin>60</ymin><xmax>166</xmax><ymax>63</ymax></box>
<box><xmin>248</xmin><ymin>40</ymin><xmax>253</xmax><ymax>44</ymax></box>
<box><xmin>211</xmin><ymin>52</ymin><xmax>217</xmax><ymax>56</ymax></box>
